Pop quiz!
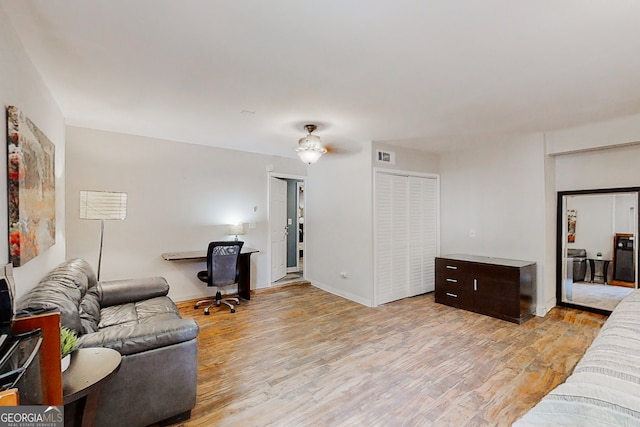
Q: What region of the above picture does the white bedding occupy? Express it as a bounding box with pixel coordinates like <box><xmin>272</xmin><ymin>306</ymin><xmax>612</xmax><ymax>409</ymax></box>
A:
<box><xmin>513</xmin><ymin>290</ymin><xmax>640</xmax><ymax>426</ymax></box>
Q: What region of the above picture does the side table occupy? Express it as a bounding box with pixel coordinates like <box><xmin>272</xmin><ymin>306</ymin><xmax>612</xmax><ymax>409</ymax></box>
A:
<box><xmin>63</xmin><ymin>347</ymin><xmax>121</xmax><ymax>427</ymax></box>
<box><xmin>587</xmin><ymin>258</ymin><xmax>611</xmax><ymax>284</ymax></box>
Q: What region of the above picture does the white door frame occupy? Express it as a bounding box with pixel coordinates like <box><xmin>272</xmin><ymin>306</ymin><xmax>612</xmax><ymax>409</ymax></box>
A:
<box><xmin>294</xmin><ymin>181</ymin><xmax>305</xmax><ymax>273</ymax></box>
<box><xmin>268</xmin><ymin>172</ymin><xmax>307</xmax><ymax>285</ymax></box>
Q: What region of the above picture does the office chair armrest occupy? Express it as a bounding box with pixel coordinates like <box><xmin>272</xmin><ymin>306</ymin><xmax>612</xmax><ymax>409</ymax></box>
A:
<box><xmin>97</xmin><ymin>277</ymin><xmax>170</xmax><ymax>307</ymax></box>
<box><xmin>78</xmin><ymin>318</ymin><xmax>199</xmax><ymax>355</ymax></box>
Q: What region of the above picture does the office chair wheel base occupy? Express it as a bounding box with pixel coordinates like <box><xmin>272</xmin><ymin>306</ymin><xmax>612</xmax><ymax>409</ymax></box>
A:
<box><xmin>204</xmin><ymin>310</ymin><xmax>210</xmax><ymax>315</ymax></box>
<box><xmin>230</xmin><ymin>309</ymin><xmax>235</xmax><ymax>313</ymax></box>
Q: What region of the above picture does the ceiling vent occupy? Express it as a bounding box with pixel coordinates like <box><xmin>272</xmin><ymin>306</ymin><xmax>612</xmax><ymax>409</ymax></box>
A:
<box><xmin>376</xmin><ymin>150</ymin><xmax>395</xmax><ymax>164</ymax></box>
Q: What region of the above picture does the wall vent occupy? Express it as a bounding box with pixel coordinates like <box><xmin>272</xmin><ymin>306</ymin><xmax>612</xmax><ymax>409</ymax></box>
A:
<box><xmin>376</xmin><ymin>150</ymin><xmax>396</xmax><ymax>164</ymax></box>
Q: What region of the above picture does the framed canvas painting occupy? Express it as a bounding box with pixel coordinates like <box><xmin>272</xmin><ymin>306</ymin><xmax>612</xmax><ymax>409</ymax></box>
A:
<box><xmin>6</xmin><ymin>106</ymin><xmax>56</xmax><ymax>267</ymax></box>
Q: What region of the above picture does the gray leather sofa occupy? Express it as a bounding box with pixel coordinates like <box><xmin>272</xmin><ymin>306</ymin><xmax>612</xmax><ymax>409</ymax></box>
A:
<box><xmin>15</xmin><ymin>258</ymin><xmax>199</xmax><ymax>427</ymax></box>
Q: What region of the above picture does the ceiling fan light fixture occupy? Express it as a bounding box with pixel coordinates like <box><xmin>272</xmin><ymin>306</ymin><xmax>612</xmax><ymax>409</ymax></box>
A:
<box><xmin>297</xmin><ymin>147</ymin><xmax>324</xmax><ymax>164</ymax></box>
<box><xmin>296</xmin><ymin>124</ymin><xmax>327</xmax><ymax>164</ymax></box>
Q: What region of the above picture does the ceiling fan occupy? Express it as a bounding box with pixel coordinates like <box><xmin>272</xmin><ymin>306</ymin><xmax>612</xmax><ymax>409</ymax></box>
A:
<box><xmin>296</xmin><ymin>124</ymin><xmax>327</xmax><ymax>164</ymax></box>
<box><xmin>295</xmin><ymin>123</ymin><xmax>358</xmax><ymax>164</ymax></box>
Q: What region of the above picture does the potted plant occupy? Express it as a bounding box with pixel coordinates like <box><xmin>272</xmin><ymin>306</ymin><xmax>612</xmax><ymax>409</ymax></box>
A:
<box><xmin>60</xmin><ymin>327</ymin><xmax>78</xmax><ymax>372</ymax></box>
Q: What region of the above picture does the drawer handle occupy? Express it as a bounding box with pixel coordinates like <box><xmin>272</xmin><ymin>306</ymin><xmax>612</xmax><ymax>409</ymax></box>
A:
<box><xmin>446</xmin><ymin>278</ymin><xmax>458</xmax><ymax>283</ymax></box>
<box><xmin>446</xmin><ymin>266</ymin><xmax>458</xmax><ymax>270</ymax></box>
<box><xmin>446</xmin><ymin>292</ymin><xmax>458</xmax><ymax>298</ymax></box>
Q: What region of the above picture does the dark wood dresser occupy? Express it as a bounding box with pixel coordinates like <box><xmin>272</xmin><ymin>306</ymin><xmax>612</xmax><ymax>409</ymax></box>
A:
<box><xmin>435</xmin><ymin>254</ymin><xmax>536</xmax><ymax>324</ymax></box>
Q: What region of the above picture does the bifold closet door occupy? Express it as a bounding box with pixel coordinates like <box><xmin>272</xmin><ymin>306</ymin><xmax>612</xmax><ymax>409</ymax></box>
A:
<box><xmin>376</xmin><ymin>173</ymin><xmax>409</xmax><ymax>305</ymax></box>
<box><xmin>408</xmin><ymin>176</ymin><xmax>438</xmax><ymax>296</ymax></box>
<box><xmin>375</xmin><ymin>172</ymin><xmax>438</xmax><ymax>305</ymax></box>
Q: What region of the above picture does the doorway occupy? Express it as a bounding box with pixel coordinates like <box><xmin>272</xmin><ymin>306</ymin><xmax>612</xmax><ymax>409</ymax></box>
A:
<box><xmin>269</xmin><ymin>174</ymin><xmax>306</xmax><ymax>286</ymax></box>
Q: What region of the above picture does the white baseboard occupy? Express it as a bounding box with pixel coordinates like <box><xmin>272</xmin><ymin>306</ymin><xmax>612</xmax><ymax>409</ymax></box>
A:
<box><xmin>175</xmin><ymin>281</ymin><xmax>372</xmax><ymax>309</ymax></box>
<box><xmin>535</xmin><ymin>296</ymin><xmax>557</xmax><ymax>317</ymax></box>
<box><xmin>310</xmin><ymin>280</ymin><xmax>373</xmax><ymax>307</ymax></box>
<box><xmin>173</xmin><ymin>286</ymin><xmax>239</xmax><ymax>303</ymax></box>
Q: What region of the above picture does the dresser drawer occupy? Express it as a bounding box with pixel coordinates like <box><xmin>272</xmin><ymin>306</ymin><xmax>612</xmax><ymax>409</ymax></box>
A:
<box><xmin>435</xmin><ymin>258</ymin><xmax>470</xmax><ymax>275</ymax></box>
<box><xmin>435</xmin><ymin>258</ymin><xmax>473</xmax><ymax>283</ymax></box>
<box><xmin>435</xmin><ymin>283</ymin><xmax>472</xmax><ymax>308</ymax></box>
<box><xmin>435</xmin><ymin>258</ymin><xmax>473</xmax><ymax>309</ymax></box>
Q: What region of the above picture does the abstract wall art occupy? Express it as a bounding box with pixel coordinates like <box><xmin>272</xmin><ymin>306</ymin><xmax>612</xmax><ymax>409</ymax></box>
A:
<box><xmin>6</xmin><ymin>106</ymin><xmax>55</xmax><ymax>267</ymax></box>
<box><xmin>567</xmin><ymin>209</ymin><xmax>576</xmax><ymax>243</ymax></box>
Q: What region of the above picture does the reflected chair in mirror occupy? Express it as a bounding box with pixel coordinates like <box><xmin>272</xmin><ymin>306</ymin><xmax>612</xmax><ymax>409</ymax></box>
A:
<box><xmin>567</xmin><ymin>248</ymin><xmax>587</xmax><ymax>282</ymax></box>
<box><xmin>195</xmin><ymin>241</ymin><xmax>244</xmax><ymax>314</ymax></box>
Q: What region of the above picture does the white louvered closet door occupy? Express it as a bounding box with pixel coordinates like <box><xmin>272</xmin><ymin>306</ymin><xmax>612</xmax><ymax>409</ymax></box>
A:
<box><xmin>408</xmin><ymin>176</ymin><xmax>438</xmax><ymax>295</ymax></box>
<box><xmin>375</xmin><ymin>171</ymin><xmax>438</xmax><ymax>305</ymax></box>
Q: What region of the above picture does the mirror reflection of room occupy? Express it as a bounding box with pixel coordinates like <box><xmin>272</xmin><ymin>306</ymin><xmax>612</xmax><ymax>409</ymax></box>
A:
<box><xmin>562</xmin><ymin>191</ymin><xmax>638</xmax><ymax>312</ymax></box>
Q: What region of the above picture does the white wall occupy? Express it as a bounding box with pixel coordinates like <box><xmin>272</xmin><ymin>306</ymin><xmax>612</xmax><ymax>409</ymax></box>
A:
<box><xmin>372</xmin><ymin>142</ymin><xmax>440</xmax><ymax>174</ymax></box>
<box><xmin>439</xmin><ymin>133</ymin><xmax>549</xmax><ymax>313</ymax></box>
<box><xmin>0</xmin><ymin>6</ymin><xmax>66</xmax><ymax>298</ymax></box>
<box><xmin>615</xmin><ymin>194</ymin><xmax>637</xmax><ymax>235</ymax></box>
<box><xmin>546</xmin><ymin>113</ymin><xmax>640</xmax><ymax>155</ymax></box>
<box><xmin>566</xmin><ymin>194</ymin><xmax>628</xmax><ymax>260</ymax></box>
<box><xmin>555</xmin><ymin>144</ymin><xmax>640</xmax><ymax>191</ymax></box>
<box><xmin>305</xmin><ymin>142</ymin><xmax>374</xmax><ymax>306</ymax></box>
<box><xmin>65</xmin><ymin>126</ymin><xmax>305</xmax><ymax>302</ymax></box>
<box><xmin>543</xmin><ymin>153</ymin><xmax>557</xmax><ymax>314</ymax></box>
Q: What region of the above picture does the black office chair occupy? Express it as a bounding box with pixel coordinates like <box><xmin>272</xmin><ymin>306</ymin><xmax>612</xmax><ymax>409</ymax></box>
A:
<box><xmin>194</xmin><ymin>241</ymin><xmax>244</xmax><ymax>314</ymax></box>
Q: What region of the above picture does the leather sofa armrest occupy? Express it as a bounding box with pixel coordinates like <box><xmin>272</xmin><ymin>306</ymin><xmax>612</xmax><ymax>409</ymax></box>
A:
<box><xmin>77</xmin><ymin>318</ymin><xmax>199</xmax><ymax>355</ymax></box>
<box><xmin>98</xmin><ymin>277</ymin><xmax>169</xmax><ymax>307</ymax></box>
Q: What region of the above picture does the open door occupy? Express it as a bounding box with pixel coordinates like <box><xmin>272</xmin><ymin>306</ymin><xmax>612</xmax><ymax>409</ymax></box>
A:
<box><xmin>270</xmin><ymin>177</ymin><xmax>287</xmax><ymax>282</ymax></box>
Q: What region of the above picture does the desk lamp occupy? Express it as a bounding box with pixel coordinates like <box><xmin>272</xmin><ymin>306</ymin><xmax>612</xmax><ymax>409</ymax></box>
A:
<box><xmin>228</xmin><ymin>224</ymin><xmax>245</xmax><ymax>241</ymax></box>
<box><xmin>79</xmin><ymin>190</ymin><xmax>127</xmax><ymax>280</ymax></box>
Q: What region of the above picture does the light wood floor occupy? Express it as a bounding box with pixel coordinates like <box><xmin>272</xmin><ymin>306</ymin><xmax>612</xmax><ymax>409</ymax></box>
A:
<box><xmin>169</xmin><ymin>283</ymin><xmax>607</xmax><ymax>427</ymax></box>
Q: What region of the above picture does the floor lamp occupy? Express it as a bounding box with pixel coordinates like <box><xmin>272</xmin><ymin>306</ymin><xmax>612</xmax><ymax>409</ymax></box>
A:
<box><xmin>79</xmin><ymin>190</ymin><xmax>127</xmax><ymax>281</ymax></box>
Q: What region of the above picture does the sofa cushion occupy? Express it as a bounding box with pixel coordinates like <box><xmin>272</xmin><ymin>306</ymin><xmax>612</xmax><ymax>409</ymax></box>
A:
<box><xmin>16</xmin><ymin>283</ymin><xmax>83</xmax><ymax>333</ymax></box>
<box><xmin>16</xmin><ymin>258</ymin><xmax>96</xmax><ymax>334</ymax></box>
<box><xmin>15</xmin><ymin>258</ymin><xmax>98</xmax><ymax>334</ymax></box>
<box><xmin>79</xmin><ymin>288</ymin><xmax>101</xmax><ymax>333</ymax></box>
<box><xmin>97</xmin><ymin>277</ymin><xmax>169</xmax><ymax>307</ymax></box>
<box><xmin>99</xmin><ymin>296</ymin><xmax>180</xmax><ymax>329</ymax></box>
<box><xmin>79</xmin><ymin>317</ymin><xmax>200</xmax><ymax>355</ymax></box>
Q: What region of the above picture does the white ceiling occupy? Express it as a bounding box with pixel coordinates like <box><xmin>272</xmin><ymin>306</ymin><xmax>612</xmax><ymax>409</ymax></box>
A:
<box><xmin>3</xmin><ymin>0</ymin><xmax>640</xmax><ymax>158</ymax></box>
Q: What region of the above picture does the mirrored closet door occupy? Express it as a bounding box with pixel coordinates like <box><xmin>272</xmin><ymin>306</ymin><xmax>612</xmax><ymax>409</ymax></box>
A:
<box><xmin>557</xmin><ymin>187</ymin><xmax>640</xmax><ymax>313</ymax></box>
